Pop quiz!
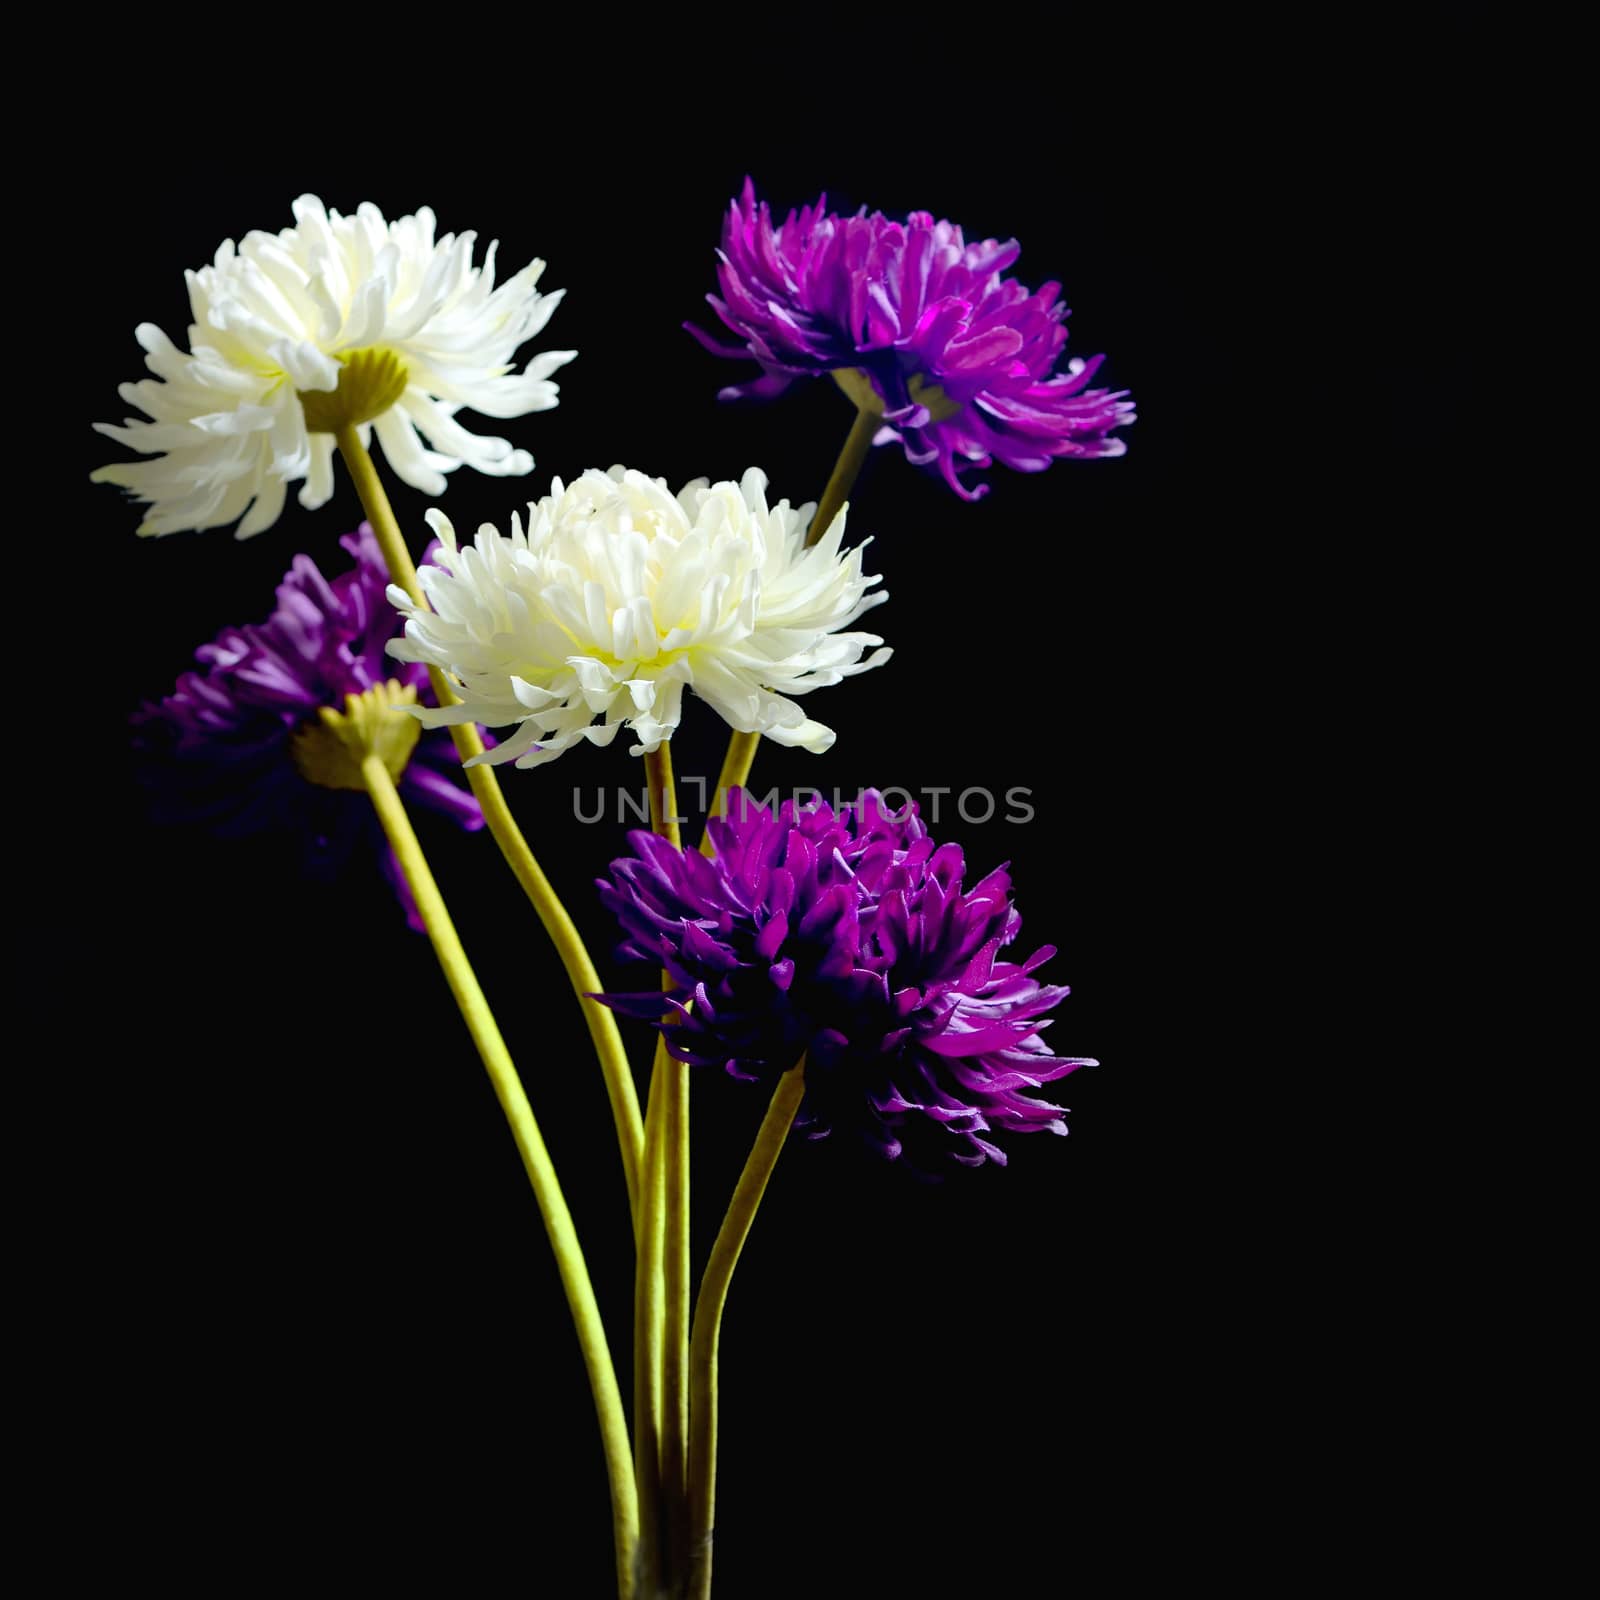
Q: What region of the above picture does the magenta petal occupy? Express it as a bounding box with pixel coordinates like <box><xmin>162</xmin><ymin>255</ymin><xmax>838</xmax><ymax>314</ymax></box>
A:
<box><xmin>684</xmin><ymin>319</ymin><xmax>760</xmax><ymax>360</ymax></box>
<box><xmin>755</xmin><ymin>909</ymin><xmax>789</xmax><ymax>960</ymax></box>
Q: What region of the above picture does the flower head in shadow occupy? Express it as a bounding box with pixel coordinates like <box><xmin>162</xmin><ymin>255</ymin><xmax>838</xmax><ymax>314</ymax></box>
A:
<box><xmin>132</xmin><ymin>525</ymin><xmax>482</xmax><ymax>927</ymax></box>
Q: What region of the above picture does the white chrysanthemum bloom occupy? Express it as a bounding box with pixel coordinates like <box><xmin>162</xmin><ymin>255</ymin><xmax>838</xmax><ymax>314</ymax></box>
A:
<box><xmin>92</xmin><ymin>195</ymin><xmax>574</xmax><ymax>538</ymax></box>
<box><xmin>387</xmin><ymin>466</ymin><xmax>892</xmax><ymax>767</ymax></box>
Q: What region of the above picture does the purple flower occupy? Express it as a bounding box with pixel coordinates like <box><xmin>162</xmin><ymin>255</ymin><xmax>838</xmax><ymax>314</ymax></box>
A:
<box><xmin>132</xmin><ymin>524</ymin><xmax>483</xmax><ymax>928</ymax></box>
<box><xmin>686</xmin><ymin>178</ymin><xmax>1135</xmax><ymax>502</ymax></box>
<box><xmin>598</xmin><ymin>790</ymin><xmax>1092</xmax><ymax>1170</ymax></box>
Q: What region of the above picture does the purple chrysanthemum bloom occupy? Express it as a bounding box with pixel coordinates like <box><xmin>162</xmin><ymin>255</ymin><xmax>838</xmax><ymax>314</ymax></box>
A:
<box><xmin>686</xmin><ymin>178</ymin><xmax>1135</xmax><ymax>502</ymax></box>
<box><xmin>597</xmin><ymin>789</ymin><xmax>1093</xmax><ymax>1170</ymax></box>
<box><xmin>132</xmin><ymin>524</ymin><xmax>483</xmax><ymax>928</ymax></box>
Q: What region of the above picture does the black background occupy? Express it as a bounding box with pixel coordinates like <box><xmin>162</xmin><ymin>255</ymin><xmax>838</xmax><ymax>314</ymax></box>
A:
<box><xmin>55</xmin><ymin>10</ymin><xmax>1484</xmax><ymax>1592</ymax></box>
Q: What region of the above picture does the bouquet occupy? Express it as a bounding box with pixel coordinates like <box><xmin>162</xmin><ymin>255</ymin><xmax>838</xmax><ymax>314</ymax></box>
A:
<box><xmin>98</xmin><ymin>182</ymin><xmax>1132</xmax><ymax>1597</ymax></box>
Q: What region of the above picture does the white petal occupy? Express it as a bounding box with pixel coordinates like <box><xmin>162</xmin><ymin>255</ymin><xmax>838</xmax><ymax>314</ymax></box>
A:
<box><xmin>373</xmin><ymin>407</ymin><xmax>450</xmax><ymax>496</ymax></box>
<box><xmin>298</xmin><ymin>433</ymin><xmax>336</xmax><ymax>510</ymax></box>
<box><xmin>234</xmin><ymin>472</ymin><xmax>288</xmax><ymax>539</ymax></box>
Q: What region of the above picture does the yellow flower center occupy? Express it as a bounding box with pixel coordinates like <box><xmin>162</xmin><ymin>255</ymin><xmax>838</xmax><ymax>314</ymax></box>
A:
<box><xmin>298</xmin><ymin>347</ymin><xmax>411</xmax><ymax>433</ymax></box>
<box><xmin>291</xmin><ymin>680</ymin><xmax>422</xmax><ymax>792</ymax></box>
<box><xmin>832</xmin><ymin>366</ymin><xmax>962</xmax><ymax>423</ymax></box>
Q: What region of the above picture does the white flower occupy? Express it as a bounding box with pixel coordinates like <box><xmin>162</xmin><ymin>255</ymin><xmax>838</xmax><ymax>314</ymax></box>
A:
<box><xmin>92</xmin><ymin>195</ymin><xmax>575</xmax><ymax>538</ymax></box>
<box><xmin>387</xmin><ymin>466</ymin><xmax>891</xmax><ymax>767</ymax></box>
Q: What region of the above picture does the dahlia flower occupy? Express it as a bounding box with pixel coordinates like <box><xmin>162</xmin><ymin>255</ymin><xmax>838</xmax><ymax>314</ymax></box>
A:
<box><xmin>597</xmin><ymin>790</ymin><xmax>1091</xmax><ymax>1169</ymax></box>
<box><xmin>387</xmin><ymin>466</ymin><xmax>890</xmax><ymax>768</ymax></box>
<box><xmin>94</xmin><ymin>195</ymin><xmax>573</xmax><ymax>538</ymax></box>
<box><xmin>133</xmin><ymin>526</ymin><xmax>482</xmax><ymax>927</ymax></box>
<box><xmin>687</xmin><ymin>179</ymin><xmax>1134</xmax><ymax>501</ymax></box>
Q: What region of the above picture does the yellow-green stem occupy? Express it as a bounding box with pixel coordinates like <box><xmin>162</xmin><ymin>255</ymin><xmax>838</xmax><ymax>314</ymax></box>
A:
<box><xmin>334</xmin><ymin>425</ymin><xmax>645</xmax><ymax>1226</ymax></box>
<box><xmin>698</xmin><ymin>404</ymin><xmax>876</xmax><ymax>859</ymax></box>
<box><xmin>699</xmin><ymin>732</ymin><xmax>762</xmax><ymax>860</ymax></box>
<box><xmin>645</xmin><ymin>741</ymin><xmax>684</xmax><ymax>853</ymax></box>
<box><xmin>645</xmin><ymin>744</ymin><xmax>690</xmax><ymax>1585</ymax></box>
<box><xmin>809</xmin><ymin>401</ymin><xmax>878</xmax><ymax>550</ymax></box>
<box><xmin>686</xmin><ymin>1058</ymin><xmax>807</xmax><ymax>1600</ymax></box>
<box><xmin>359</xmin><ymin>751</ymin><xmax>637</xmax><ymax>1599</ymax></box>
<box><xmin>633</xmin><ymin>1044</ymin><xmax>668</xmax><ymax>1595</ymax></box>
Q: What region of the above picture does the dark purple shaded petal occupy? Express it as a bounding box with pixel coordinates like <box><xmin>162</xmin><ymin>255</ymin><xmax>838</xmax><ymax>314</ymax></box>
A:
<box><xmin>378</xmin><ymin>844</ymin><xmax>426</xmax><ymax>934</ymax></box>
<box><xmin>591</xmin><ymin>990</ymin><xmax>677</xmax><ymax>1021</ymax></box>
<box><xmin>401</xmin><ymin>762</ymin><xmax>488</xmax><ymax>830</ymax></box>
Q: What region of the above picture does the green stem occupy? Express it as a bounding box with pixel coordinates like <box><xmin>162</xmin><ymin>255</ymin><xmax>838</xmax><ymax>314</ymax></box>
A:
<box><xmin>686</xmin><ymin>1058</ymin><xmax>807</xmax><ymax>1600</ymax></box>
<box><xmin>334</xmin><ymin>425</ymin><xmax>645</xmax><ymax>1227</ymax></box>
<box><xmin>697</xmin><ymin>403</ymin><xmax>877</xmax><ymax>858</ymax></box>
<box><xmin>645</xmin><ymin>739</ymin><xmax>684</xmax><ymax>853</ymax></box>
<box><xmin>699</xmin><ymin>732</ymin><xmax>762</xmax><ymax>860</ymax></box>
<box><xmin>808</xmin><ymin>401</ymin><xmax>878</xmax><ymax>550</ymax></box>
<box><xmin>633</xmin><ymin>1044</ymin><xmax>667</xmax><ymax>1595</ymax></box>
<box><xmin>645</xmin><ymin>744</ymin><xmax>690</xmax><ymax>1587</ymax></box>
<box><xmin>359</xmin><ymin>751</ymin><xmax>638</xmax><ymax>1600</ymax></box>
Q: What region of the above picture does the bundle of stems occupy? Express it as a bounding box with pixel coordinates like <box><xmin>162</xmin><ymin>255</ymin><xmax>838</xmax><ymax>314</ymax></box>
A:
<box><xmin>331</xmin><ymin>405</ymin><xmax>873</xmax><ymax>1598</ymax></box>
